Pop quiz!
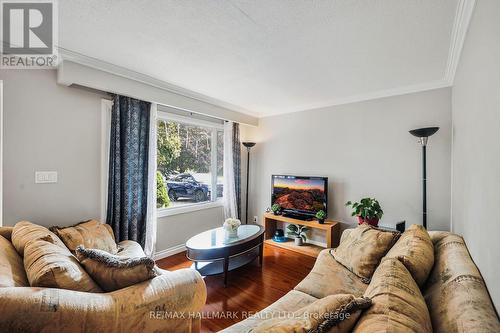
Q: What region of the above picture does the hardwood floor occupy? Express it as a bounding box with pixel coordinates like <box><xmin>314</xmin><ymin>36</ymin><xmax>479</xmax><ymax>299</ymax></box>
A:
<box><xmin>156</xmin><ymin>243</ymin><xmax>316</xmax><ymax>332</ymax></box>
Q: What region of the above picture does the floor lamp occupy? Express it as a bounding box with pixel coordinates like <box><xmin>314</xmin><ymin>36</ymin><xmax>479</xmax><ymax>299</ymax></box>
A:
<box><xmin>242</xmin><ymin>142</ymin><xmax>256</xmax><ymax>224</ymax></box>
<box><xmin>409</xmin><ymin>127</ymin><xmax>439</xmax><ymax>229</ymax></box>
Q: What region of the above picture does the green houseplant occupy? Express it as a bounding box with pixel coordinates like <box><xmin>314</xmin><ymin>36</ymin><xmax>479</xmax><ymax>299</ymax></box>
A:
<box><xmin>286</xmin><ymin>224</ymin><xmax>308</xmax><ymax>246</ymax></box>
<box><xmin>346</xmin><ymin>198</ymin><xmax>383</xmax><ymax>227</ymax></box>
<box><xmin>315</xmin><ymin>210</ymin><xmax>326</xmax><ymax>224</ymax></box>
<box><xmin>271</xmin><ymin>204</ymin><xmax>282</xmax><ymax>215</ymax></box>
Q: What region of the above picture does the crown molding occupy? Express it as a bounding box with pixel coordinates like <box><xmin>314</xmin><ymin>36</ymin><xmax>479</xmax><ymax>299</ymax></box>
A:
<box><xmin>56</xmin><ymin>48</ymin><xmax>454</xmax><ymax>120</ymax></box>
<box><xmin>444</xmin><ymin>0</ymin><xmax>476</xmax><ymax>85</ymax></box>
<box><xmin>259</xmin><ymin>79</ymin><xmax>451</xmax><ymax>118</ymax></box>
<box><xmin>57</xmin><ymin>47</ymin><xmax>258</xmax><ymax>120</ymax></box>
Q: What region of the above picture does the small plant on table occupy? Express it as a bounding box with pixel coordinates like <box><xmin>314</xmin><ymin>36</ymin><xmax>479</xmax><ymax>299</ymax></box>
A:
<box><xmin>315</xmin><ymin>210</ymin><xmax>326</xmax><ymax>224</ymax></box>
<box><xmin>346</xmin><ymin>198</ymin><xmax>383</xmax><ymax>227</ymax></box>
<box><xmin>286</xmin><ymin>224</ymin><xmax>308</xmax><ymax>246</ymax></box>
<box><xmin>271</xmin><ymin>204</ymin><xmax>282</xmax><ymax>215</ymax></box>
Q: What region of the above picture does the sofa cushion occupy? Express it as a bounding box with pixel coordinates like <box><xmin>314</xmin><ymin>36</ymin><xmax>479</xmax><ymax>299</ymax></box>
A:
<box><xmin>423</xmin><ymin>233</ymin><xmax>500</xmax><ymax>333</ymax></box>
<box><xmin>117</xmin><ymin>240</ymin><xmax>147</xmax><ymax>258</ymax></box>
<box><xmin>352</xmin><ymin>258</ymin><xmax>432</xmax><ymax>333</ymax></box>
<box><xmin>295</xmin><ymin>249</ymin><xmax>368</xmax><ymax>299</ymax></box>
<box><xmin>0</xmin><ymin>235</ymin><xmax>29</xmax><ymax>287</ymax></box>
<box><xmin>50</xmin><ymin>219</ymin><xmax>118</xmax><ymax>254</ymax></box>
<box><xmin>219</xmin><ymin>290</ymin><xmax>318</xmax><ymax>333</ymax></box>
<box><xmin>384</xmin><ymin>224</ymin><xmax>434</xmax><ymax>287</ymax></box>
<box><xmin>12</xmin><ymin>221</ymin><xmax>67</xmax><ymax>256</ymax></box>
<box><xmin>75</xmin><ymin>245</ymin><xmax>159</xmax><ymax>291</ymax></box>
<box><xmin>331</xmin><ymin>224</ymin><xmax>400</xmax><ymax>283</ymax></box>
<box><xmin>24</xmin><ymin>238</ymin><xmax>102</xmax><ymax>292</ymax></box>
<box><xmin>252</xmin><ymin>294</ymin><xmax>371</xmax><ymax>333</ymax></box>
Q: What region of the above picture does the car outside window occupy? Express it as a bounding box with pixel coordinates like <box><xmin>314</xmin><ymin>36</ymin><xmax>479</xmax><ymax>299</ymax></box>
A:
<box><xmin>156</xmin><ymin>113</ymin><xmax>224</xmax><ymax>214</ymax></box>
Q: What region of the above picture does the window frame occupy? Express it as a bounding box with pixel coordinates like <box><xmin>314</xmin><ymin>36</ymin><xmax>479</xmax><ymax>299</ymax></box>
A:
<box><xmin>156</xmin><ymin>110</ymin><xmax>224</xmax><ymax>218</ymax></box>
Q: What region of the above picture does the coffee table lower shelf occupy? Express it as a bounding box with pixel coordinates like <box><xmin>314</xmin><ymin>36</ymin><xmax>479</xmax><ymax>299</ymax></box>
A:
<box><xmin>264</xmin><ymin>239</ymin><xmax>325</xmax><ymax>258</ymax></box>
<box><xmin>191</xmin><ymin>247</ymin><xmax>260</xmax><ymax>276</ymax></box>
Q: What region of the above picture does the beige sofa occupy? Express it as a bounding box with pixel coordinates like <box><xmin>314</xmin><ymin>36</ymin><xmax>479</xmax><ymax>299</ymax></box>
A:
<box><xmin>222</xmin><ymin>230</ymin><xmax>500</xmax><ymax>333</ymax></box>
<box><xmin>0</xmin><ymin>226</ymin><xmax>206</xmax><ymax>333</ymax></box>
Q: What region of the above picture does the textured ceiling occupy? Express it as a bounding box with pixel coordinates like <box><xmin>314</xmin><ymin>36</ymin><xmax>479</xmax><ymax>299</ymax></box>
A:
<box><xmin>59</xmin><ymin>0</ymin><xmax>460</xmax><ymax>117</ymax></box>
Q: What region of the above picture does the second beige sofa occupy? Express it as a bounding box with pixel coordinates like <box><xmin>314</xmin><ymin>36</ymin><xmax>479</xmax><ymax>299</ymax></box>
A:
<box><xmin>221</xmin><ymin>229</ymin><xmax>500</xmax><ymax>333</ymax></box>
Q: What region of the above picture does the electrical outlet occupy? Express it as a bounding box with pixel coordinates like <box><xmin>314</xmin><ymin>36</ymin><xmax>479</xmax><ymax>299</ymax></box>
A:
<box><xmin>253</xmin><ymin>216</ymin><xmax>258</xmax><ymax>224</ymax></box>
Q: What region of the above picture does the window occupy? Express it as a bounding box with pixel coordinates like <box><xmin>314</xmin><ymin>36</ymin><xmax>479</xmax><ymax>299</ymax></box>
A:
<box><xmin>156</xmin><ymin>111</ymin><xmax>224</xmax><ymax>215</ymax></box>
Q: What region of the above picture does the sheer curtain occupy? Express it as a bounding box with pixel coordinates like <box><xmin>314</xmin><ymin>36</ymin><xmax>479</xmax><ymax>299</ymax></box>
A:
<box><xmin>144</xmin><ymin>103</ymin><xmax>157</xmax><ymax>257</ymax></box>
<box><xmin>233</xmin><ymin>123</ymin><xmax>241</xmax><ymax>219</ymax></box>
<box><xmin>223</xmin><ymin>121</ymin><xmax>239</xmax><ymax>219</ymax></box>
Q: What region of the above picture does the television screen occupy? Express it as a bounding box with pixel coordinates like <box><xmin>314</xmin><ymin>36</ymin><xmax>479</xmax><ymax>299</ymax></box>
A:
<box><xmin>271</xmin><ymin>175</ymin><xmax>328</xmax><ymax>217</ymax></box>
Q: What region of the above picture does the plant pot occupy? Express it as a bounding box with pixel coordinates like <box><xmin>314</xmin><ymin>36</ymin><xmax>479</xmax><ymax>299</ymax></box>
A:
<box><xmin>357</xmin><ymin>216</ymin><xmax>379</xmax><ymax>227</ymax></box>
<box><xmin>317</xmin><ymin>218</ymin><xmax>325</xmax><ymax>224</ymax></box>
<box><xmin>273</xmin><ymin>211</ymin><xmax>281</xmax><ymax>216</ymax></box>
<box><xmin>294</xmin><ymin>237</ymin><xmax>303</xmax><ymax>246</ymax></box>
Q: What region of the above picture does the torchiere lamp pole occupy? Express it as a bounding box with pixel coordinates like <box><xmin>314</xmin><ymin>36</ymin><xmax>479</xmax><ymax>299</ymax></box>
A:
<box><xmin>242</xmin><ymin>142</ymin><xmax>256</xmax><ymax>224</ymax></box>
<box><xmin>409</xmin><ymin>127</ymin><xmax>439</xmax><ymax>229</ymax></box>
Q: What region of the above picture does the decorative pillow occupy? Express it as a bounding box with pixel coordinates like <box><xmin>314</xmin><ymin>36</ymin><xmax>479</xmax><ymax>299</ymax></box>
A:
<box><xmin>252</xmin><ymin>294</ymin><xmax>372</xmax><ymax>333</ymax></box>
<box><xmin>384</xmin><ymin>224</ymin><xmax>434</xmax><ymax>287</ymax></box>
<box><xmin>352</xmin><ymin>258</ymin><xmax>432</xmax><ymax>333</ymax></box>
<box><xmin>24</xmin><ymin>238</ymin><xmax>102</xmax><ymax>292</ymax></box>
<box><xmin>75</xmin><ymin>245</ymin><xmax>160</xmax><ymax>292</ymax></box>
<box><xmin>12</xmin><ymin>221</ymin><xmax>66</xmax><ymax>256</ymax></box>
<box><xmin>0</xmin><ymin>235</ymin><xmax>29</xmax><ymax>287</ymax></box>
<box><xmin>50</xmin><ymin>219</ymin><xmax>118</xmax><ymax>254</ymax></box>
<box><xmin>331</xmin><ymin>224</ymin><xmax>400</xmax><ymax>282</ymax></box>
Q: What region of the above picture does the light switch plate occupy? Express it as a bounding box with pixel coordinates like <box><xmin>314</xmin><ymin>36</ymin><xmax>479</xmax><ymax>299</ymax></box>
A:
<box><xmin>35</xmin><ymin>171</ymin><xmax>58</xmax><ymax>184</ymax></box>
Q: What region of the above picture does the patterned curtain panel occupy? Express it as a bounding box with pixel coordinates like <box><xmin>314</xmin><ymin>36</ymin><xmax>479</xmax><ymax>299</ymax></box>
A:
<box><xmin>107</xmin><ymin>95</ymin><xmax>151</xmax><ymax>247</ymax></box>
<box><xmin>233</xmin><ymin>123</ymin><xmax>242</xmax><ymax>219</ymax></box>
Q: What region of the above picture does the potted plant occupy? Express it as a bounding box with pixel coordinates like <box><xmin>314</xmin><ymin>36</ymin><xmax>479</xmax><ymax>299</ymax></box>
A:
<box><xmin>286</xmin><ymin>224</ymin><xmax>308</xmax><ymax>246</ymax></box>
<box><xmin>271</xmin><ymin>204</ymin><xmax>282</xmax><ymax>215</ymax></box>
<box><xmin>346</xmin><ymin>198</ymin><xmax>383</xmax><ymax>227</ymax></box>
<box><xmin>315</xmin><ymin>210</ymin><xmax>326</xmax><ymax>224</ymax></box>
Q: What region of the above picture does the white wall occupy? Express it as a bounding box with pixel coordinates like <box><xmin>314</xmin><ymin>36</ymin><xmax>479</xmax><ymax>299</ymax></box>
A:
<box><xmin>0</xmin><ymin>69</ymin><xmax>223</xmax><ymax>253</ymax></box>
<box><xmin>242</xmin><ymin>88</ymin><xmax>452</xmax><ymax>240</ymax></box>
<box><xmin>1</xmin><ymin>70</ymin><xmax>104</xmax><ymax>226</ymax></box>
<box><xmin>156</xmin><ymin>207</ymin><xmax>223</xmax><ymax>252</ymax></box>
<box><xmin>451</xmin><ymin>0</ymin><xmax>500</xmax><ymax>308</ymax></box>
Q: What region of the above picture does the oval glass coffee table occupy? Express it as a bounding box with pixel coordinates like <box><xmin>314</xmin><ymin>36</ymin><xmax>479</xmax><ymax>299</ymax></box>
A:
<box><xmin>186</xmin><ymin>224</ymin><xmax>265</xmax><ymax>287</ymax></box>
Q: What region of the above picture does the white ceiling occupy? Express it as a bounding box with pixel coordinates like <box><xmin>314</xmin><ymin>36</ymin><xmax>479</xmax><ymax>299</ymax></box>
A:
<box><xmin>59</xmin><ymin>0</ymin><xmax>466</xmax><ymax>117</ymax></box>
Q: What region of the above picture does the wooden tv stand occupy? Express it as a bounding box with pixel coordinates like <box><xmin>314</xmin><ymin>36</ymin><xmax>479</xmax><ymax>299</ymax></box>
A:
<box><xmin>263</xmin><ymin>213</ymin><xmax>340</xmax><ymax>258</ymax></box>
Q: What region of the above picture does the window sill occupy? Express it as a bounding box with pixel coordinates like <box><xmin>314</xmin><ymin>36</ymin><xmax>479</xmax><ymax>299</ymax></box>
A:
<box><xmin>157</xmin><ymin>200</ymin><xmax>224</xmax><ymax>218</ymax></box>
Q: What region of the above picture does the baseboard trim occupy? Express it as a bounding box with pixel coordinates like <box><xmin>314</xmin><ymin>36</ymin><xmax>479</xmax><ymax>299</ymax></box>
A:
<box><xmin>153</xmin><ymin>239</ymin><xmax>326</xmax><ymax>261</ymax></box>
<box><xmin>154</xmin><ymin>244</ymin><xmax>186</xmax><ymax>261</ymax></box>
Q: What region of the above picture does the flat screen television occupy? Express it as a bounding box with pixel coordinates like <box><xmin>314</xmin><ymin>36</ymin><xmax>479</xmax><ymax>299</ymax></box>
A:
<box><xmin>271</xmin><ymin>175</ymin><xmax>328</xmax><ymax>219</ymax></box>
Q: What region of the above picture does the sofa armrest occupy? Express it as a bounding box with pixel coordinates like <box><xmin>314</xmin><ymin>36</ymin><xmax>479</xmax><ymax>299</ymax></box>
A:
<box><xmin>0</xmin><ymin>226</ymin><xmax>13</xmax><ymax>241</ymax></box>
<box><xmin>0</xmin><ymin>268</ymin><xmax>206</xmax><ymax>333</ymax></box>
<box><xmin>111</xmin><ymin>268</ymin><xmax>207</xmax><ymax>332</ymax></box>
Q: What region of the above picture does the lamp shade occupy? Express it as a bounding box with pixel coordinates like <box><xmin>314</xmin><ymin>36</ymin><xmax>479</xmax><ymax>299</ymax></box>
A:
<box><xmin>242</xmin><ymin>142</ymin><xmax>256</xmax><ymax>148</ymax></box>
<box><xmin>409</xmin><ymin>127</ymin><xmax>439</xmax><ymax>138</ymax></box>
